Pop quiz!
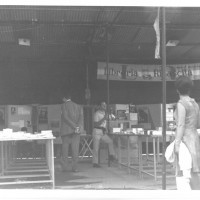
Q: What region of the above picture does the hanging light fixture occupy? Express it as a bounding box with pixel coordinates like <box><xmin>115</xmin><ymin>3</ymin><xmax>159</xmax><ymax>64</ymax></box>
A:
<box><xmin>18</xmin><ymin>38</ymin><xmax>30</xmax><ymax>46</ymax></box>
<box><xmin>166</xmin><ymin>40</ymin><xmax>179</xmax><ymax>46</ymax></box>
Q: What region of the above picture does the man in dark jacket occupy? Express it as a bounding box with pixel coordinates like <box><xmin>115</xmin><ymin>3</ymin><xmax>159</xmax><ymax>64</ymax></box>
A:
<box><xmin>60</xmin><ymin>92</ymin><xmax>83</xmax><ymax>172</ymax></box>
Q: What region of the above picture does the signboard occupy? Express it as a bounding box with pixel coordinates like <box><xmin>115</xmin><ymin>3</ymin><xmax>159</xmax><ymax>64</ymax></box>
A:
<box><xmin>97</xmin><ymin>62</ymin><xmax>200</xmax><ymax>81</ymax></box>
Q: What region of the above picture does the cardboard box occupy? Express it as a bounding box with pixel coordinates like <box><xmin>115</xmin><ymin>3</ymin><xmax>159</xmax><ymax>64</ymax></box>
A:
<box><xmin>115</xmin><ymin>104</ymin><xmax>129</xmax><ymax>111</ymax></box>
<box><xmin>129</xmin><ymin>104</ymin><xmax>137</xmax><ymax>113</ymax></box>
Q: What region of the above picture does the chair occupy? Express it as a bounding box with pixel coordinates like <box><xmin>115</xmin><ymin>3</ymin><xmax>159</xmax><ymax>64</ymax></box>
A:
<box><xmin>79</xmin><ymin>134</ymin><xmax>93</xmax><ymax>159</ymax></box>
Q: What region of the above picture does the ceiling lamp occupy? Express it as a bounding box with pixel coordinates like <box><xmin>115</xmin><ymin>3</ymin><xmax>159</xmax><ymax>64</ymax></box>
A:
<box><xmin>18</xmin><ymin>38</ymin><xmax>30</xmax><ymax>46</ymax></box>
<box><xmin>166</xmin><ymin>40</ymin><xmax>179</xmax><ymax>46</ymax></box>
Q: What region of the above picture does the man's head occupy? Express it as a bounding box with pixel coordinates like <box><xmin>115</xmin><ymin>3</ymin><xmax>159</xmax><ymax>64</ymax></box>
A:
<box><xmin>62</xmin><ymin>91</ymin><xmax>72</xmax><ymax>102</ymax></box>
<box><xmin>100</xmin><ymin>101</ymin><xmax>107</xmax><ymax>111</ymax></box>
<box><xmin>175</xmin><ymin>76</ymin><xmax>193</xmax><ymax>95</ymax></box>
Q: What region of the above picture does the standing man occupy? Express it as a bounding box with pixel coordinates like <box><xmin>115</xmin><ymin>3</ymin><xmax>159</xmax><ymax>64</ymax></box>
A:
<box><xmin>93</xmin><ymin>101</ymin><xmax>117</xmax><ymax>168</ymax></box>
<box><xmin>60</xmin><ymin>92</ymin><xmax>83</xmax><ymax>172</ymax></box>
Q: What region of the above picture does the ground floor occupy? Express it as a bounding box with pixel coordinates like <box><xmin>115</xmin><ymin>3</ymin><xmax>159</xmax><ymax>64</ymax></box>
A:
<box><xmin>0</xmin><ymin>157</ymin><xmax>176</xmax><ymax>190</ymax></box>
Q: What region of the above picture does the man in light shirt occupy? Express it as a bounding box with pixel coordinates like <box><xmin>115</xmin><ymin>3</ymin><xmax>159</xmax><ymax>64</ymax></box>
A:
<box><xmin>92</xmin><ymin>102</ymin><xmax>117</xmax><ymax>168</ymax></box>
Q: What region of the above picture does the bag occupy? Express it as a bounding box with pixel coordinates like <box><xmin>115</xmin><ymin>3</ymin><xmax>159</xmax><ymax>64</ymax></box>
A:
<box><xmin>165</xmin><ymin>141</ymin><xmax>175</xmax><ymax>163</ymax></box>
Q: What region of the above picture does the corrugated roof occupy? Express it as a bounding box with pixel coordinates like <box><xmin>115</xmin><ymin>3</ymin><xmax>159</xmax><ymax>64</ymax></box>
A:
<box><xmin>185</xmin><ymin>46</ymin><xmax>200</xmax><ymax>58</ymax></box>
<box><xmin>0</xmin><ymin>44</ymin><xmax>13</xmax><ymax>57</ymax></box>
<box><xmin>117</xmin><ymin>7</ymin><xmax>156</xmax><ymax>24</ymax></box>
<box><xmin>0</xmin><ymin>26</ymin><xmax>14</xmax><ymax>42</ymax></box>
<box><xmin>111</xmin><ymin>26</ymin><xmax>140</xmax><ymax>44</ymax></box>
<box><xmin>134</xmin><ymin>27</ymin><xmax>155</xmax><ymax>43</ymax></box>
<box><xmin>181</xmin><ymin>29</ymin><xmax>200</xmax><ymax>43</ymax></box>
<box><xmin>166</xmin><ymin>46</ymin><xmax>193</xmax><ymax>58</ymax></box>
<box><xmin>97</xmin><ymin>7</ymin><xmax>121</xmax><ymax>23</ymax></box>
<box><xmin>0</xmin><ymin>6</ymin><xmax>200</xmax><ymax>63</ymax></box>
<box><xmin>166</xmin><ymin>7</ymin><xmax>200</xmax><ymax>25</ymax></box>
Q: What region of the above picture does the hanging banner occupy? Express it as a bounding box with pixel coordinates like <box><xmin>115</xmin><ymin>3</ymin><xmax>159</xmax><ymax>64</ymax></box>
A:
<box><xmin>153</xmin><ymin>7</ymin><xmax>160</xmax><ymax>59</ymax></box>
<box><xmin>97</xmin><ymin>62</ymin><xmax>200</xmax><ymax>81</ymax></box>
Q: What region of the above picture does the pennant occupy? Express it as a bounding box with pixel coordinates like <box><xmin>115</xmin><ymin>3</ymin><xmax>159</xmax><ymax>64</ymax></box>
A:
<box><xmin>153</xmin><ymin>8</ymin><xmax>160</xmax><ymax>59</ymax></box>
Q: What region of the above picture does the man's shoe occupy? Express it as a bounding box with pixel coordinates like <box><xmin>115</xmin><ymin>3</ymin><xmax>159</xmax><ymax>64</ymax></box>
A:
<box><xmin>93</xmin><ymin>163</ymin><xmax>101</xmax><ymax>168</ymax></box>
<box><xmin>109</xmin><ymin>155</ymin><xmax>118</xmax><ymax>162</ymax></box>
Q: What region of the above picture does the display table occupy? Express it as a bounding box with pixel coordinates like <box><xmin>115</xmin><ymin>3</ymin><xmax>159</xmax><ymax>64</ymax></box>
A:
<box><xmin>147</xmin><ymin>130</ymin><xmax>175</xmax><ymax>181</ymax></box>
<box><xmin>110</xmin><ymin>130</ymin><xmax>175</xmax><ymax>181</ymax></box>
<box><xmin>110</xmin><ymin>132</ymin><xmax>148</xmax><ymax>177</ymax></box>
<box><xmin>0</xmin><ymin>131</ymin><xmax>55</xmax><ymax>188</ymax></box>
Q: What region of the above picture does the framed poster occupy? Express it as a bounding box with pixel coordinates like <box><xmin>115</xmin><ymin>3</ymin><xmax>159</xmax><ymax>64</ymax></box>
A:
<box><xmin>137</xmin><ymin>107</ymin><xmax>149</xmax><ymax>123</ymax></box>
<box><xmin>0</xmin><ymin>106</ymin><xmax>5</xmax><ymax>126</ymax></box>
<box><xmin>11</xmin><ymin>106</ymin><xmax>16</xmax><ymax>115</ymax></box>
<box><xmin>38</xmin><ymin>107</ymin><xmax>48</xmax><ymax>124</ymax></box>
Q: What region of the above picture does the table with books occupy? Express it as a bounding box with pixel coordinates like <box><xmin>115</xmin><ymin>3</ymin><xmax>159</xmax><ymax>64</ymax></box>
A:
<box><xmin>0</xmin><ymin>129</ymin><xmax>55</xmax><ymax>188</ymax></box>
<box><xmin>110</xmin><ymin>128</ymin><xmax>175</xmax><ymax>181</ymax></box>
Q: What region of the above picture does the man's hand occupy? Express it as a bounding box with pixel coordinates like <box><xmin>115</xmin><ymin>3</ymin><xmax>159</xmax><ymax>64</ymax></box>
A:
<box><xmin>75</xmin><ymin>127</ymin><xmax>81</xmax><ymax>134</ymax></box>
<box><xmin>101</xmin><ymin>127</ymin><xmax>108</xmax><ymax>135</ymax></box>
<box><xmin>104</xmin><ymin>113</ymin><xmax>109</xmax><ymax>120</ymax></box>
<box><xmin>174</xmin><ymin>144</ymin><xmax>180</xmax><ymax>155</ymax></box>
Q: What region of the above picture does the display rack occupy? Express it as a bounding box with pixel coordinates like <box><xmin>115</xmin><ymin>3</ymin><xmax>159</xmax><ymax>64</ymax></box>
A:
<box><xmin>0</xmin><ymin>133</ymin><xmax>55</xmax><ymax>189</ymax></box>
<box><xmin>110</xmin><ymin>131</ymin><xmax>175</xmax><ymax>181</ymax></box>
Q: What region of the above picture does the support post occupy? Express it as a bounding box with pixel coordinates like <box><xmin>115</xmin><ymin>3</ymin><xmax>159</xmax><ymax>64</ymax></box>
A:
<box><xmin>106</xmin><ymin>24</ymin><xmax>111</xmax><ymax>167</ymax></box>
<box><xmin>161</xmin><ymin>7</ymin><xmax>167</xmax><ymax>190</ymax></box>
<box><xmin>106</xmin><ymin>25</ymin><xmax>110</xmax><ymax>130</ymax></box>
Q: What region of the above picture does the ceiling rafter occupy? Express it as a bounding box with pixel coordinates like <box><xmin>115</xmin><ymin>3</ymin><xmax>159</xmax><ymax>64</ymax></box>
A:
<box><xmin>0</xmin><ymin>6</ymin><xmax>156</xmax><ymax>13</ymax></box>
<box><xmin>85</xmin><ymin>7</ymin><xmax>105</xmax><ymax>58</ymax></box>
<box><xmin>1</xmin><ymin>6</ymin><xmax>200</xmax><ymax>14</ymax></box>
<box><xmin>0</xmin><ymin>6</ymin><xmax>200</xmax><ymax>64</ymax></box>
<box><xmin>2</xmin><ymin>40</ymin><xmax>200</xmax><ymax>48</ymax></box>
<box><xmin>1</xmin><ymin>20</ymin><xmax>200</xmax><ymax>31</ymax></box>
<box><xmin>13</xmin><ymin>55</ymin><xmax>200</xmax><ymax>64</ymax></box>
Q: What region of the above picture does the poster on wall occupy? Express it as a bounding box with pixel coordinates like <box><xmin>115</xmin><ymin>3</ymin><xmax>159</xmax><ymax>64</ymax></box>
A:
<box><xmin>38</xmin><ymin>107</ymin><xmax>48</xmax><ymax>124</ymax></box>
<box><xmin>0</xmin><ymin>106</ymin><xmax>5</xmax><ymax>128</ymax></box>
<box><xmin>137</xmin><ymin>107</ymin><xmax>149</xmax><ymax>123</ymax></box>
<box><xmin>7</xmin><ymin>105</ymin><xmax>32</xmax><ymax>132</ymax></box>
<box><xmin>11</xmin><ymin>106</ymin><xmax>17</xmax><ymax>115</ymax></box>
<box><xmin>37</xmin><ymin>105</ymin><xmax>61</xmax><ymax>138</ymax></box>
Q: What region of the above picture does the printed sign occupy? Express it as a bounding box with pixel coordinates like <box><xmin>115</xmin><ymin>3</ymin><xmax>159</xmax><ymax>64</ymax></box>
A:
<box><xmin>97</xmin><ymin>62</ymin><xmax>200</xmax><ymax>81</ymax></box>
